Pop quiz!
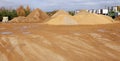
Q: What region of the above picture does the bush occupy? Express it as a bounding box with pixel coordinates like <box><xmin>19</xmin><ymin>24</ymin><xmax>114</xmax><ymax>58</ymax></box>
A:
<box><xmin>46</xmin><ymin>10</ymin><xmax>57</xmax><ymax>16</ymax></box>
<box><xmin>16</xmin><ymin>6</ymin><xmax>26</xmax><ymax>16</ymax></box>
<box><xmin>108</xmin><ymin>11</ymin><xmax>115</xmax><ymax>19</ymax></box>
<box><xmin>68</xmin><ymin>11</ymin><xmax>75</xmax><ymax>16</ymax></box>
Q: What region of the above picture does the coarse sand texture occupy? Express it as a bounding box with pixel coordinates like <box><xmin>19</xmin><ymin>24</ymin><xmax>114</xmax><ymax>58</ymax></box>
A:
<box><xmin>46</xmin><ymin>10</ymin><xmax>78</xmax><ymax>25</ymax></box>
<box><xmin>73</xmin><ymin>10</ymin><xmax>113</xmax><ymax>25</ymax></box>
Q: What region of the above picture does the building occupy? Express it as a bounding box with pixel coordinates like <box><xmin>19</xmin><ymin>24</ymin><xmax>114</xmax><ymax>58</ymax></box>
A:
<box><xmin>112</xmin><ymin>6</ymin><xmax>118</xmax><ymax>12</ymax></box>
<box><xmin>101</xmin><ymin>9</ymin><xmax>109</xmax><ymax>15</ymax></box>
<box><xmin>88</xmin><ymin>10</ymin><xmax>93</xmax><ymax>13</ymax></box>
<box><xmin>96</xmin><ymin>9</ymin><xmax>101</xmax><ymax>14</ymax></box>
<box><xmin>2</xmin><ymin>17</ymin><xmax>8</xmax><ymax>22</ymax></box>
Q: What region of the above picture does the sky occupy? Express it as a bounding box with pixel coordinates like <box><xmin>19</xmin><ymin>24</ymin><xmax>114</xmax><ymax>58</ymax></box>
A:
<box><xmin>0</xmin><ymin>0</ymin><xmax>120</xmax><ymax>11</ymax></box>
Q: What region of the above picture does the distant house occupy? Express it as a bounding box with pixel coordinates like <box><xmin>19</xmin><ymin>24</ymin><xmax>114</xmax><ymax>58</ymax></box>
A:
<box><xmin>96</xmin><ymin>9</ymin><xmax>101</xmax><ymax>14</ymax></box>
<box><xmin>88</xmin><ymin>10</ymin><xmax>93</xmax><ymax>13</ymax></box>
<box><xmin>2</xmin><ymin>17</ymin><xmax>8</xmax><ymax>22</ymax></box>
<box><xmin>74</xmin><ymin>9</ymin><xmax>88</xmax><ymax>14</ymax></box>
<box><xmin>93</xmin><ymin>9</ymin><xmax>96</xmax><ymax>13</ymax></box>
<box><xmin>75</xmin><ymin>10</ymin><xmax>80</xmax><ymax>14</ymax></box>
<box><xmin>112</xmin><ymin>6</ymin><xmax>118</xmax><ymax>12</ymax></box>
<box><xmin>101</xmin><ymin>9</ymin><xmax>108</xmax><ymax>15</ymax></box>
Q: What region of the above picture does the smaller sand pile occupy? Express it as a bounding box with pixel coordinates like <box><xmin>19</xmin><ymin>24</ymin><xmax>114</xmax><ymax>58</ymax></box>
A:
<box><xmin>45</xmin><ymin>10</ymin><xmax>78</xmax><ymax>25</ymax></box>
<box><xmin>9</xmin><ymin>16</ymin><xmax>27</xmax><ymax>23</ymax></box>
<box><xmin>73</xmin><ymin>10</ymin><xmax>113</xmax><ymax>25</ymax></box>
<box><xmin>9</xmin><ymin>8</ymin><xmax>49</xmax><ymax>23</ymax></box>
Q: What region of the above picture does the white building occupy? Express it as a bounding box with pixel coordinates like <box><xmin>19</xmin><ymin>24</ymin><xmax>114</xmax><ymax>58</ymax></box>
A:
<box><xmin>75</xmin><ymin>10</ymin><xmax>80</xmax><ymax>14</ymax></box>
<box><xmin>88</xmin><ymin>10</ymin><xmax>93</xmax><ymax>13</ymax></box>
<box><xmin>2</xmin><ymin>17</ymin><xmax>8</xmax><ymax>22</ymax></box>
<box><xmin>96</xmin><ymin>9</ymin><xmax>101</xmax><ymax>14</ymax></box>
<box><xmin>93</xmin><ymin>10</ymin><xmax>96</xmax><ymax>13</ymax></box>
<box><xmin>112</xmin><ymin>6</ymin><xmax>118</xmax><ymax>12</ymax></box>
<box><xmin>101</xmin><ymin>9</ymin><xmax>108</xmax><ymax>15</ymax></box>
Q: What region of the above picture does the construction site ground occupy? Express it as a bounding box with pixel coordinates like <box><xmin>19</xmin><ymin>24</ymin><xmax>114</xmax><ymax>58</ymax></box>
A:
<box><xmin>0</xmin><ymin>23</ymin><xmax>120</xmax><ymax>61</ymax></box>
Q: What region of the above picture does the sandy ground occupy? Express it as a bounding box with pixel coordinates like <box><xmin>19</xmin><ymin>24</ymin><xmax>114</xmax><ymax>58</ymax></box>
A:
<box><xmin>0</xmin><ymin>23</ymin><xmax>120</xmax><ymax>61</ymax></box>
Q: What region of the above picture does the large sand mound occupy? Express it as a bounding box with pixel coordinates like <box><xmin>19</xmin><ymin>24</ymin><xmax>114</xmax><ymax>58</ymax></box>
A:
<box><xmin>27</xmin><ymin>8</ymin><xmax>49</xmax><ymax>22</ymax></box>
<box><xmin>46</xmin><ymin>10</ymin><xmax>113</xmax><ymax>25</ymax></box>
<box><xmin>73</xmin><ymin>10</ymin><xmax>113</xmax><ymax>25</ymax></box>
<box><xmin>9</xmin><ymin>8</ymin><xmax>49</xmax><ymax>23</ymax></box>
<box><xmin>45</xmin><ymin>10</ymin><xmax>78</xmax><ymax>25</ymax></box>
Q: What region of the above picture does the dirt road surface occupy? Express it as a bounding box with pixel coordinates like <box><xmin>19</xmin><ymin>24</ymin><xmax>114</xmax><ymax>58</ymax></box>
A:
<box><xmin>0</xmin><ymin>23</ymin><xmax>120</xmax><ymax>61</ymax></box>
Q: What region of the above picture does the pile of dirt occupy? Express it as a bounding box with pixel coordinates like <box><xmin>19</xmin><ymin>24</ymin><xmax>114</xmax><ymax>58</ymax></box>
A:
<box><xmin>73</xmin><ymin>10</ymin><xmax>113</xmax><ymax>25</ymax></box>
<box><xmin>27</xmin><ymin>8</ymin><xmax>49</xmax><ymax>22</ymax></box>
<box><xmin>45</xmin><ymin>10</ymin><xmax>78</xmax><ymax>25</ymax></box>
<box><xmin>46</xmin><ymin>10</ymin><xmax>114</xmax><ymax>25</ymax></box>
<box><xmin>9</xmin><ymin>8</ymin><xmax>49</xmax><ymax>23</ymax></box>
<box><xmin>9</xmin><ymin>16</ymin><xmax>27</xmax><ymax>23</ymax></box>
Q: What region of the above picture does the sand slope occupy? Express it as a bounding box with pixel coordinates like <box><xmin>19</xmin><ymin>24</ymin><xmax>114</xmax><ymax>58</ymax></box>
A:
<box><xmin>9</xmin><ymin>16</ymin><xmax>27</xmax><ymax>23</ymax></box>
<box><xmin>27</xmin><ymin>8</ymin><xmax>49</xmax><ymax>22</ymax></box>
<box><xmin>46</xmin><ymin>10</ymin><xmax>78</xmax><ymax>25</ymax></box>
<box><xmin>46</xmin><ymin>15</ymin><xmax>78</xmax><ymax>25</ymax></box>
<box><xmin>73</xmin><ymin>11</ymin><xmax>113</xmax><ymax>25</ymax></box>
<box><xmin>51</xmin><ymin>10</ymin><xmax>70</xmax><ymax>18</ymax></box>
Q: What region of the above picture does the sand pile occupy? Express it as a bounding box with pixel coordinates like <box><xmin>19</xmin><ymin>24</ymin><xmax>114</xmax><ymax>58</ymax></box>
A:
<box><xmin>27</xmin><ymin>8</ymin><xmax>49</xmax><ymax>22</ymax></box>
<box><xmin>51</xmin><ymin>10</ymin><xmax>70</xmax><ymax>18</ymax></box>
<box><xmin>9</xmin><ymin>16</ymin><xmax>27</xmax><ymax>23</ymax></box>
<box><xmin>73</xmin><ymin>10</ymin><xmax>113</xmax><ymax>25</ymax></box>
<box><xmin>46</xmin><ymin>15</ymin><xmax>78</xmax><ymax>25</ymax></box>
<box><xmin>46</xmin><ymin>10</ymin><xmax>113</xmax><ymax>25</ymax></box>
<box><xmin>45</xmin><ymin>10</ymin><xmax>78</xmax><ymax>25</ymax></box>
<box><xmin>10</xmin><ymin>8</ymin><xmax>49</xmax><ymax>23</ymax></box>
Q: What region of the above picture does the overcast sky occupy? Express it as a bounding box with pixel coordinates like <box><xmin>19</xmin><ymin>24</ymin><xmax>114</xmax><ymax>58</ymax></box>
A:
<box><xmin>0</xmin><ymin>0</ymin><xmax>120</xmax><ymax>11</ymax></box>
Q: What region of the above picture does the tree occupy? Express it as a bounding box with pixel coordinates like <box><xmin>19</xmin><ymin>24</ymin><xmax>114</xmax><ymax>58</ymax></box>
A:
<box><xmin>25</xmin><ymin>5</ymin><xmax>31</xmax><ymax>16</ymax></box>
<box><xmin>0</xmin><ymin>8</ymin><xmax>17</xmax><ymax>21</ymax></box>
<box><xmin>16</xmin><ymin>5</ymin><xmax>26</xmax><ymax>16</ymax></box>
<box><xmin>68</xmin><ymin>11</ymin><xmax>75</xmax><ymax>16</ymax></box>
<box><xmin>108</xmin><ymin>11</ymin><xmax>115</xmax><ymax>19</ymax></box>
<box><xmin>26</xmin><ymin>5</ymin><xmax>30</xmax><ymax>12</ymax></box>
<box><xmin>46</xmin><ymin>10</ymin><xmax>57</xmax><ymax>16</ymax></box>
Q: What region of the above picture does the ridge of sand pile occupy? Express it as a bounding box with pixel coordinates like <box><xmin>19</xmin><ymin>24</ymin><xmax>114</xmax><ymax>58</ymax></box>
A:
<box><xmin>51</xmin><ymin>10</ymin><xmax>70</xmax><ymax>18</ymax></box>
<box><xmin>45</xmin><ymin>10</ymin><xmax>78</xmax><ymax>25</ymax></box>
<box><xmin>27</xmin><ymin>8</ymin><xmax>49</xmax><ymax>22</ymax></box>
<box><xmin>73</xmin><ymin>10</ymin><xmax>113</xmax><ymax>25</ymax></box>
<box><xmin>9</xmin><ymin>8</ymin><xmax>49</xmax><ymax>23</ymax></box>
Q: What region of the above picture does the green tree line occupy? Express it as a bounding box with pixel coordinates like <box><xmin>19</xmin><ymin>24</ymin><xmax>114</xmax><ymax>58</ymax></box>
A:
<box><xmin>0</xmin><ymin>5</ymin><xmax>31</xmax><ymax>22</ymax></box>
